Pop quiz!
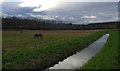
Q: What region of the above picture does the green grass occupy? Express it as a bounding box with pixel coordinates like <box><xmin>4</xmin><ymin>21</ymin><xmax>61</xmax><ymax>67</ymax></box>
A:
<box><xmin>82</xmin><ymin>29</ymin><xmax>119</xmax><ymax>69</ymax></box>
<box><xmin>0</xmin><ymin>30</ymin><xmax>2</xmax><ymax>70</ymax></box>
<box><xmin>3</xmin><ymin>30</ymin><xmax>104</xmax><ymax>70</ymax></box>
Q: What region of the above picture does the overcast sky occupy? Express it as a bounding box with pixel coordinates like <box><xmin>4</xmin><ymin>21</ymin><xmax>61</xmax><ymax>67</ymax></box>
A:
<box><xmin>1</xmin><ymin>0</ymin><xmax>120</xmax><ymax>2</ymax></box>
<box><xmin>0</xmin><ymin>0</ymin><xmax>119</xmax><ymax>24</ymax></box>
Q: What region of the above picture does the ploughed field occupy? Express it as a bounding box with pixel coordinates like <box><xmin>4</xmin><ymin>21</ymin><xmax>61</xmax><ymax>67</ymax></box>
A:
<box><xmin>3</xmin><ymin>30</ymin><xmax>104</xmax><ymax>70</ymax></box>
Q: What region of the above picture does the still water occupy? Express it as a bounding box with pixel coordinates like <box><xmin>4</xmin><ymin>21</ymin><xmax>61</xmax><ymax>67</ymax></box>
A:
<box><xmin>46</xmin><ymin>34</ymin><xmax>109</xmax><ymax>70</ymax></box>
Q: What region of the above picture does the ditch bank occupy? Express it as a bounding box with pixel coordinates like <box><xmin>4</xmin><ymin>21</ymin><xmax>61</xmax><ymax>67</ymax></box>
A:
<box><xmin>46</xmin><ymin>33</ymin><xmax>109</xmax><ymax>70</ymax></box>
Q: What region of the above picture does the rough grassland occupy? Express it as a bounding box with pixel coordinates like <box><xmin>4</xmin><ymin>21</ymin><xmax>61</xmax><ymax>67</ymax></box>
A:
<box><xmin>82</xmin><ymin>29</ymin><xmax>119</xmax><ymax>69</ymax></box>
<box><xmin>3</xmin><ymin>30</ymin><xmax>104</xmax><ymax>70</ymax></box>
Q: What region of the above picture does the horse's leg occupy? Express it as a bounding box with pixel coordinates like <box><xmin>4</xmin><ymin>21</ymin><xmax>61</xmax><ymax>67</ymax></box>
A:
<box><xmin>34</xmin><ymin>34</ymin><xmax>37</xmax><ymax>38</ymax></box>
<box><xmin>37</xmin><ymin>35</ymin><xmax>39</xmax><ymax>38</ymax></box>
<box><xmin>34</xmin><ymin>36</ymin><xmax>35</xmax><ymax>38</ymax></box>
<box><xmin>34</xmin><ymin>35</ymin><xmax>35</xmax><ymax>38</ymax></box>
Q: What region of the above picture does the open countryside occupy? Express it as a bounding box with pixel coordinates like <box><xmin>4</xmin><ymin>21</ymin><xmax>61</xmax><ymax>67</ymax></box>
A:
<box><xmin>1</xmin><ymin>1</ymin><xmax>119</xmax><ymax>70</ymax></box>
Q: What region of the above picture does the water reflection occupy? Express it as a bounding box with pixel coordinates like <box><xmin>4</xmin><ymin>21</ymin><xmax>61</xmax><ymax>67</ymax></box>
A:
<box><xmin>48</xmin><ymin>34</ymin><xmax>109</xmax><ymax>69</ymax></box>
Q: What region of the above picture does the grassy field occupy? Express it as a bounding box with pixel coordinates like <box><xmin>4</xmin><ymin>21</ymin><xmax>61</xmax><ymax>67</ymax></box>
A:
<box><xmin>3</xmin><ymin>30</ymin><xmax>104</xmax><ymax>70</ymax></box>
<box><xmin>82</xmin><ymin>29</ymin><xmax>119</xmax><ymax>69</ymax></box>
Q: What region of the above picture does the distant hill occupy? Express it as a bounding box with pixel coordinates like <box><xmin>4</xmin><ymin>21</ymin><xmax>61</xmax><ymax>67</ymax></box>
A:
<box><xmin>2</xmin><ymin>17</ymin><xmax>118</xmax><ymax>30</ymax></box>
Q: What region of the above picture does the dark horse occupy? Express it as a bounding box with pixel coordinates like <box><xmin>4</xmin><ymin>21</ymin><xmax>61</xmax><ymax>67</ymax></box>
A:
<box><xmin>34</xmin><ymin>33</ymin><xmax>43</xmax><ymax>39</ymax></box>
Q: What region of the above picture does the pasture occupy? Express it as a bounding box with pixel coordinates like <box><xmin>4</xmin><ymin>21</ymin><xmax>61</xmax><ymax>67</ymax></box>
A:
<box><xmin>2</xmin><ymin>30</ymin><xmax>104</xmax><ymax>70</ymax></box>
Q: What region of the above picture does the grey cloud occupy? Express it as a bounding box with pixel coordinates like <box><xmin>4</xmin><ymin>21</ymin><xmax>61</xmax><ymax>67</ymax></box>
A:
<box><xmin>2</xmin><ymin>2</ymin><xmax>47</xmax><ymax>16</ymax></box>
<box><xmin>2</xmin><ymin>2</ymin><xmax>118</xmax><ymax>24</ymax></box>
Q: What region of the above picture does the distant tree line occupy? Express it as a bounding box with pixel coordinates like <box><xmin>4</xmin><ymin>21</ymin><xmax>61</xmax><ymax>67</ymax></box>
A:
<box><xmin>2</xmin><ymin>17</ymin><xmax>118</xmax><ymax>30</ymax></box>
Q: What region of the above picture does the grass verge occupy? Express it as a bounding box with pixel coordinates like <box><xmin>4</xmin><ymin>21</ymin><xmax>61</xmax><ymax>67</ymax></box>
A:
<box><xmin>82</xmin><ymin>29</ymin><xmax>119</xmax><ymax>69</ymax></box>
